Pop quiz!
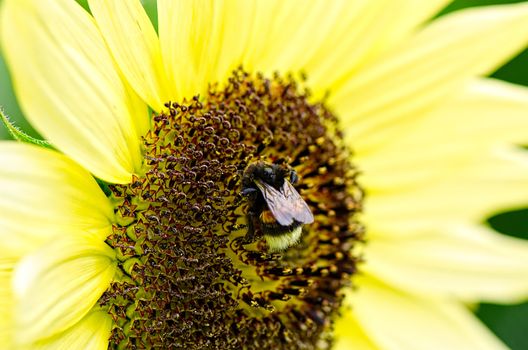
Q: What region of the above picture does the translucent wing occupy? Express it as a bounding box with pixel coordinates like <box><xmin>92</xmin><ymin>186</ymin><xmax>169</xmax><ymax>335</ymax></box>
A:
<box><xmin>281</xmin><ymin>180</ymin><xmax>314</xmax><ymax>224</ymax></box>
<box><xmin>254</xmin><ymin>179</ymin><xmax>314</xmax><ymax>226</ymax></box>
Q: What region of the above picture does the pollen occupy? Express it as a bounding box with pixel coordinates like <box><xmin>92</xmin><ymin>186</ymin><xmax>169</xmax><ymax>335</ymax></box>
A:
<box><xmin>99</xmin><ymin>69</ymin><xmax>364</xmax><ymax>349</ymax></box>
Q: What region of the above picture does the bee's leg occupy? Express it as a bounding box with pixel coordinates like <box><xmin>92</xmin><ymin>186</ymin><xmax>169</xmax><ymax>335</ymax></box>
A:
<box><xmin>241</xmin><ymin>213</ymin><xmax>256</xmax><ymax>245</ymax></box>
<box><xmin>240</xmin><ymin>187</ymin><xmax>258</xmax><ymax>196</ymax></box>
<box><xmin>290</xmin><ymin>169</ymin><xmax>298</xmax><ymax>184</ymax></box>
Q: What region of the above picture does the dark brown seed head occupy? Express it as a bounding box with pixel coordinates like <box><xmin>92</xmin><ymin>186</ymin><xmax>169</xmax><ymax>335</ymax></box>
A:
<box><xmin>99</xmin><ymin>69</ymin><xmax>364</xmax><ymax>350</ymax></box>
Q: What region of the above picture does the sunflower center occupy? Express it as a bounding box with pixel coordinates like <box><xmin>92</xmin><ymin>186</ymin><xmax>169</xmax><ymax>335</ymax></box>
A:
<box><xmin>99</xmin><ymin>70</ymin><xmax>364</xmax><ymax>349</ymax></box>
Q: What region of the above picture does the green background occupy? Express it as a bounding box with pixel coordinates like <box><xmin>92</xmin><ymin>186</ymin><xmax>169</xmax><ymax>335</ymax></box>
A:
<box><xmin>1</xmin><ymin>0</ymin><xmax>528</xmax><ymax>348</ymax></box>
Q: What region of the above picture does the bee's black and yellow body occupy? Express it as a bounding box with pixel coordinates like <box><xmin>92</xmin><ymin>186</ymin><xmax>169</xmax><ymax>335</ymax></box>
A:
<box><xmin>241</xmin><ymin>161</ymin><xmax>314</xmax><ymax>252</ymax></box>
<box><xmin>259</xmin><ymin>210</ymin><xmax>304</xmax><ymax>251</ymax></box>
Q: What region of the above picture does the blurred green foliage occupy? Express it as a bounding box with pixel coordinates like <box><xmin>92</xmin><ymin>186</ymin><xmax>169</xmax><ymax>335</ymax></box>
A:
<box><xmin>0</xmin><ymin>0</ymin><xmax>527</xmax><ymax>348</ymax></box>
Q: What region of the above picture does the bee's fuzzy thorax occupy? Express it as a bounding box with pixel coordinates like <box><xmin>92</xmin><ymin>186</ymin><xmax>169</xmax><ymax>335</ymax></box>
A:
<box><xmin>242</xmin><ymin>161</ymin><xmax>290</xmax><ymax>190</ymax></box>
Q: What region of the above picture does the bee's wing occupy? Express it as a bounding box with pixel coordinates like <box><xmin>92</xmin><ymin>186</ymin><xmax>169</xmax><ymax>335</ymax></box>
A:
<box><xmin>254</xmin><ymin>179</ymin><xmax>314</xmax><ymax>226</ymax></box>
<box><xmin>281</xmin><ymin>180</ymin><xmax>314</xmax><ymax>224</ymax></box>
<box><xmin>254</xmin><ymin>180</ymin><xmax>296</xmax><ymax>226</ymax></box>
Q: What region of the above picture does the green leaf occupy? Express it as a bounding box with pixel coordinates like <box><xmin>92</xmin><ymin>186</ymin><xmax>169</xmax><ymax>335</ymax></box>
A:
<box><xmin>0</xmin><ymin>108</ymin><xmax>52</xmax><ymax>148</ymax></box>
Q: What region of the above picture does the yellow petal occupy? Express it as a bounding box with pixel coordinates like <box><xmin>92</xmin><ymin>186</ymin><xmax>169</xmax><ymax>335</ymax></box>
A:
<box><xmin>369</xmin><ymin>0</ymin><xmax>451</xmax><ymax>53</ymax></box>
<box><xmin>359</xmin><ymin>78</ymin><xmax>528</xmax><ymax>192</ymax></box>
<box><xmin>157</xmin><ymin>0</ymin><xmax>449</xmax><ymax>100</ymax></box>
<box><xmin>332</xmin><ymin>3</ymin><xmax>528</xmax><ymax>154</ymax></box>
<box><xmin>243</xmin><ymin>0</ymin><xmax>343</xmax><ymax>75</ymax></box>
<box><xmin>13</xmin><ymin>236</ymin><xmax>116</xmax><ymax>344</ymax></box>
<box><xmin>158</xmin><ymin>0</ymin><xmax>257</xmax><ymax>100</ymax></box>
<box><xmin>0</xmin><ymin>142</ymin><xmax>113</xmax><ymax>257</ymax></box>
<box><xmin>365</xmin><ymin>146</ymin><xmax>528</xmax><ymax>235</ymax></box>
<box><xmin>352</xmin><ymin>276</ymin><xmax>508</xmax><ymax>350</ymax></box>
<box><xmin>89</xmin><ymin>0</ymin><xmax>170</xmax><ymax>111</ymax></box>
<box><xmin>303</xmin><ymin>0</ymin><xmax>451</xmax><ymax>94</ymax></box>
<box><xmin>0</xmin><ymin>258</ymin><xmax>15</xmax><ymax>348</ymax></box>
<box><xmin>365</xmin><ymin>224</ymin><xmax>528</xmax><ymax>303</ymax></box>
<box><xmin>124</xmin><ymin>77</ymin><xmax>151</xmax><ymax>139</ymax></box>
<box><xmin>1</xmin><ymin>0</ymin><xmax>147</xmax><ymax>183</ymax></box>
<box><xmin>32</xmin><ymin>310</ymin><xmax>112</xmax><ymax>350</ymax></box>
<box><xmin>334</xmin><ymin>304</ymin><xmax>378</xmax><ymax>350</ymax></box>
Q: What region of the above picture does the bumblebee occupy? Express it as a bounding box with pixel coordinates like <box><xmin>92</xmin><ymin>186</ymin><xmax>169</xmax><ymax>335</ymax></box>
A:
<box><xmin>241</xmin><ymin>161</ymin><xmax>314</xmax><ymax>252</ymax></box>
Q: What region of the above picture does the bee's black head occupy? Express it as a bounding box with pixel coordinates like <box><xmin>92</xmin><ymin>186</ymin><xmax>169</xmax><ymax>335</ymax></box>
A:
<box><xmin>242</xmin><ymin>161</ymin><xmax>292</xmax><ymax>190</ymax></box>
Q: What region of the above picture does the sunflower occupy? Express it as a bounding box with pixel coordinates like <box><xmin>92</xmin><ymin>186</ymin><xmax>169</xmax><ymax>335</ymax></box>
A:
<box><xmin>2</xmin><ymin>0</ymin><xmax>528</xmax><ymax>349</ymax></box>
